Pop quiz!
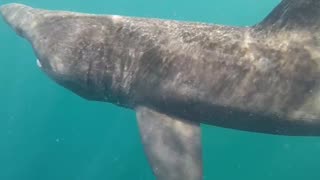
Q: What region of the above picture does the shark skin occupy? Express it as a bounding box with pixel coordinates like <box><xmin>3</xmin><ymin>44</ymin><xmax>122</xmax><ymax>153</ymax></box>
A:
<box><xmin>1</xmin><ymin>1</ymin><xmax>320</xmax><ymax>179</ymax></box>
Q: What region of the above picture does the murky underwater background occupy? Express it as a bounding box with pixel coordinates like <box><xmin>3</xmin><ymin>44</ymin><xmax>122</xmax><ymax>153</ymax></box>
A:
<box><xmin>0</xmin><ymin>0</ymin><xmax>319</xmax><ymax>179</ymax></box>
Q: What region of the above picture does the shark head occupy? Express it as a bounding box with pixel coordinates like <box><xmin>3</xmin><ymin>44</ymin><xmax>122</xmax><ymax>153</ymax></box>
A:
<box><xmin>0</xmin><ymin>3</ymin><xmax>120</xmax><ymax>102</ymax></box>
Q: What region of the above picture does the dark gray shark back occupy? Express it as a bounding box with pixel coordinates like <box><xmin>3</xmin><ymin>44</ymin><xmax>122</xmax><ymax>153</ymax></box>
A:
<box><xmin>16</xmin><ymin>4</ymin><xmax>320</xmax><ymax>136</ymax></box>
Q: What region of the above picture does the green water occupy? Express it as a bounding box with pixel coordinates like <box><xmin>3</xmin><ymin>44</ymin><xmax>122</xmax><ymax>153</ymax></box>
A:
<box><xmin>0</xmin><ymin>0</ymin><xmax>319</xmax><ymax>179</ymax></box>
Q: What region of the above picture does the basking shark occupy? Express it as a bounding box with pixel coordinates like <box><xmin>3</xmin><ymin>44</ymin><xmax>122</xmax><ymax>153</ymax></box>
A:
<box><xmin>1</xmin><ymin>0</ymin><xmax>320</xmax><ymax>179</ymax></box>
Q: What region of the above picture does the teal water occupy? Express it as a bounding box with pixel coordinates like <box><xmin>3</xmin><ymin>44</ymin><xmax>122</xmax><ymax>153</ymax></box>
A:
<box><xmin>1</xmin><ymin>0</ymin><xmax>320</xmax><ymax>179</ymax></box>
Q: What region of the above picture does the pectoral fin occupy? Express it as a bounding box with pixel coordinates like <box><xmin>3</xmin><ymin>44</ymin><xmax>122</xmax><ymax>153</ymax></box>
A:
<box><xmin>136</xmin><ymin>106</ymin><xmax>202</xmax><ymax>180</ymax></box>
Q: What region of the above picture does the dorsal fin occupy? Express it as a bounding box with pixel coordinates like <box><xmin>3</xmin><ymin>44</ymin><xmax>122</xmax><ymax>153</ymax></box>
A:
<box><xmin>256</xmin><ymin>0</ymin><xmax>320</xmax><ymax>30</ymax></box>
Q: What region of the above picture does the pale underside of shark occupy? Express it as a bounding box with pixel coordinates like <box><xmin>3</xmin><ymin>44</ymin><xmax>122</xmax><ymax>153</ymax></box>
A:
<box><xmin>1</xmin><ymin>0</ymin><xmax>320</xmax><ymax>179</ymax></box>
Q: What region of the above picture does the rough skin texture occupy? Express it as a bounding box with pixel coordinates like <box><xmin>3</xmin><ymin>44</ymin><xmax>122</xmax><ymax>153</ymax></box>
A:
<box><xmin>1</xmin><ymin>1</ymin><xmax>320</xmax><ymax>136</ymax></box>
<box><xmin>3</xmin><ymin>1</ymin><xmax>320</xmax><ymax>180</ymax></box>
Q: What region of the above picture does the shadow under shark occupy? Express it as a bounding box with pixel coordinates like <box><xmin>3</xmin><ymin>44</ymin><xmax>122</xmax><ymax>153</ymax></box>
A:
<box><xmin>1</xmin><ymin>0</ymin><xmax>320</xmax><ymax>179</ymax></box>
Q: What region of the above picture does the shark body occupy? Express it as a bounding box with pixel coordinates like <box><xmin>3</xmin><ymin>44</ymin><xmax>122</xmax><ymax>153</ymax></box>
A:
<box><xmin>1</xmin><ymin>1</ymin><xmax>320</xmax><ymax>179</ymax></box>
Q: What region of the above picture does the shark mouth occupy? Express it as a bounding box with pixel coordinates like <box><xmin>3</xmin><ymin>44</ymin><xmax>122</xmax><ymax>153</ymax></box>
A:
<box><xmin>36</xmin><ymin>59</ymin><xmax>42</xmax><ymax>68</ymax></box>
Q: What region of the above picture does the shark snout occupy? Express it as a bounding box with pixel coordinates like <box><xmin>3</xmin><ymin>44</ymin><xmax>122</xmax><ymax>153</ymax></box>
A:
<box><xmin>0</xmin><ymin>3</ymin><xmax>39</xmax><ymax>38</ymax></box>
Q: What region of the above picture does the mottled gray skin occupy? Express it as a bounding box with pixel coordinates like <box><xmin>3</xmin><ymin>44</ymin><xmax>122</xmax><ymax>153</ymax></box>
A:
<box><xmin>2</xmin><ymin>1</ymin><xmax>320</xmax><ymax>180</ymax></box>
<box><xmin>1</xmin><ymin>1</ymin><xmax>320</xmax><ymax>137</ymax></box>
